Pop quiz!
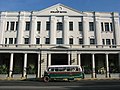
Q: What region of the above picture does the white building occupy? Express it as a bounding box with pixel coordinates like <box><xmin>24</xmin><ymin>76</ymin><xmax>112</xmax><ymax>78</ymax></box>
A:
<box><xmin>0</xmin><ymin>3</ymin><xmax>120</xmax><ymax>79</ymax></box>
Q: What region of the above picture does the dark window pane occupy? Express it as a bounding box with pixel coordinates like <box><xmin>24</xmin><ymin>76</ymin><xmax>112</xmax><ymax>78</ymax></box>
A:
<box><xmin>9</xmin><ymin>38</ymin><xmax>13</xmax><ymax>44</ymax></box>
<box><xmin>25</xmin><ymin>22</ymin><xmax>30</xmax><ymax>31</ymax></box>
<box><xmin>101</xmin><ymin>22</ymin><xmax>104</xmax><ymax>31</ymax></box>
<box><xmin>36</xmin><ymin>38</ymin><xmax>40</xmax><ymax>44</ymax></box>
<box><xmin>79</xmin><ymin>22</ymin><xmax>83</xmax><ymax>31</ymax></box>
<box><xmin>56</xmin><ymin>38</ymin><xmax>63</xmax><ymax>44</ymax></box>
<box><xmin>37</xmin><ymin>22</ymin><xmax>41</xmax><ymax>31</ymax></box>
<box><xmin>89</xmin><ymin>22</ymin><xmax>94</xmax><ymax>31</ymax></box>
<box><xmin>45</xmin><ymin>38</ymin><xmax>50</xmax><ymax>44</ymax></box>
<box><xmin>106</xmin><ymin>39</ymin><xmax>110</xmax><ymax>45</ymax></box>
<box><xmin>79</xmin><ymin>38</ymin><xmax>83</xmax><ymax>44</ymax></box>
<box><xmin>5</xmin><ymin>38</ymin><xmax>7</xmax><ymax>44</ymax></box>
<box><xmin>46</xmin><ymin>21</ymin><xmax>50</xmax><ymax>30</ymax></box>
<box><xmin>110</xmin><ymin>23</ymin><xmax>113</xmax><ymax>31</ymax></box>
<box><xmin>69</xmin><ymin>22</ymin><xmax>73</xmax><ymax>31</ymax></box>
<box><xmin>57</xmin><ymin>22</ymin><xmax>63</xmax><ymax>30</ymax></box>
<box><xmin>105</xmin><ymin>23</ymin><xmax>109</xmax><ymax>31</ymax></box>
<box><xmin>69</xmin><ymin>38</ymin><xmax>73</xmax><ymax>44</ymax></box>
<box><xmin>6</xmin><ymin>22</ymin><xmax>9</xmax><ymax>31</ymax></box>
<box><xmin>24</xmin><ymin>38</ymin><xmax>29</xmax><ymax>44</ymax></box>
<box><xmin>90</xmin><ymin>39</ymin><xmax>95</xmax><ymax>44</ymax></box>
<box><xmin>10</xmin><ymin>22</ymin><xmax>15</xmax><ymax>30</ymax></box>
<box><xmin>16</xmin><ymin>22</ymin><xmax>18</xmax><ymax>31</ymax></box>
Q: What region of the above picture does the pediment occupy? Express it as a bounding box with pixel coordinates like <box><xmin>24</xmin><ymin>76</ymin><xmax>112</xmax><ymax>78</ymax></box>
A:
<box><xmin>33</xmin><ymin>3</ymin><xmax>84</xmax><ymax>16</ymax></box>
<box><xmin>50</xmin><ymin>45</ymin><xmax>69</xmax><ymax>49</ymax></box>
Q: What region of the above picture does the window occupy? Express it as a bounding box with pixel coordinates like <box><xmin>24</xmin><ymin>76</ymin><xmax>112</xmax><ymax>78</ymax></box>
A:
<box><xmin>37</xmin><ymin>21</ymin><xmax>41</xmax><ymax>31</ymax></box>
<box><xmin>14</xmin><ymin>38</ymin><xmax>17</xmax><ymax>44</ymax></box>
<box><xmin>90</xmin><ymin>38</ymin><xmax>95</xmax><ymax>44</ymax></box>
<box><xmin>10</xmin><ymin>22</ymin><xmax>15</xmax><ymax>31</ymax></box>
<box><xmin>89</xmin><ymin>22</ymin><xmax>94</xmax><ymax>31</ymax></box>
<box><xmin>110</xmin><ymin>23</ymin><xmax>113</xmax><ymax>31</ymax></box>
<box><xmin>36</xmin><ymin>38</ymin><xmax>40</xmax><ymax>44</ymax></box>
<box><xmin>16</xmin><ymin>22</ymin><xmax>18</xmax><ymax>31</ymax></box>
<box><xmin>57</xmin><ymin>22</ymin><xmax>63</xmax><ymax>30</ymax></box>
<box><xmin>69</xmin><ymin>22</ymin><xmax>73</xmax><ymax>31</ymax></box>
<box><xmin>79</xmin><ymin>22</ymin><xmax>83</xmax><ymax>31</ymax></box>
<box><xmin>25</xmin><ymin>22</ymin><xmax>30</xmax><ymax>31</ymax></box>
<box><xmin>56</xmin><ymin>38</ymin><xmax>63</xmax><ymax>44</ymax></box>
<box><xmin>106</xmin><ymin>39</ymin><xmax>110</xmax><ymax>45</ymax></box>
<box><xmin>102</xmin><ymin>39</ymin><xmax>105</xmax><ymax>45</ymax></box>
<box><xmin>112</xmin><ymin>39</ymin><xmax>115</xmax><ymax>45</ymax></box>
<box><xmin>6</xmin><ymin>22</ymin><xmax>9</xmax><ymax>31</ymax></box>
<box><xmin>5</xmin><ymin>38</ymin><xmax>7</xmax><ymax>44</ymax></box>
<box><xmin>9</xmin><ymin>38</ymin><xmax>13</xmax><ymax>44</ymax></box>
<box><xmin>79</xmin><ymin>38</ymin><xmax>83</xmax><ymax>44</ymax></box>
<box><xmin>69</xmin><ymin>38</ymin><xmax>73</xmax><ymax>44</ymax></box>
<box><xmin>105</xmin><ymin>23</ymin><xmax>109</xmax><ymax>31</ymax></box>
<box><xmin>101</xmin><ymin>22</ymin><xmax>104</xmax><ymax>31</ymax></box>
<box><xmin>24</xmin><ymin>38</ymin><xmax>29</xmax><ymax>44</ymax></box>
<box><xmin>46</xmin><ymin>21</ymin><xmax>50</xmax><ymax>30</ymax></box>
<box><xmin>45</xmin><ymin>38</ymin><xmax>50</xmax><ymax>44</ymax></box>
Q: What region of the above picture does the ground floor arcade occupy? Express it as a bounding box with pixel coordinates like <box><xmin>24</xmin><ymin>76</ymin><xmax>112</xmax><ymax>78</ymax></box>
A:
<box><xmin>0</xmin><ymin>50</ymin><xmax>120</xmax><ymax>79</ymax></box>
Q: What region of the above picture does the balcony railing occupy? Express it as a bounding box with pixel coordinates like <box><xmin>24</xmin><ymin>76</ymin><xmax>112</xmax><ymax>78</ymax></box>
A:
<box><xmin>0</xmin><ymin>44</ymin><xmax>119</xmax><ymax>49</ymax></box>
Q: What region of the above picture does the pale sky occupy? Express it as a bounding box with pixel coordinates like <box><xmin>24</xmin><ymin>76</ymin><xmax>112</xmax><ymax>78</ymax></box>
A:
<box><xmin>0</xmin><ymin>0</ymin><xmax>120</xmax><ymax>13</ymax></box>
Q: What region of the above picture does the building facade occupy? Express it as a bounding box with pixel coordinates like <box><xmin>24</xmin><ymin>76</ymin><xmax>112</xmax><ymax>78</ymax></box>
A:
<box><xmin>0</xmin><ymin>4</ymin><xmax>120</xmax><ymax>79</ymax></box>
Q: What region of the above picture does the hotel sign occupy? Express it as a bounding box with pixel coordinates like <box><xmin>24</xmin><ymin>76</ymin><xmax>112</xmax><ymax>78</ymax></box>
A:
<box><xmin>50</xmin><ymin>7</ymin><xmax>67</xmax><ymax>13</ymax></box>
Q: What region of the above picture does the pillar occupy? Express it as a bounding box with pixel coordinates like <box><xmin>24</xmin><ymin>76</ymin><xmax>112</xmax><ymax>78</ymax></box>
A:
<box><xmin>0</xmin><ymin>12</ymin><xmax>7</xmax><ymax>44</ymax></box>
<box><xmin>30</xmin><ymin>15</ymin><xmax>36</xmax><ymax>44</ymax></box>
<box><xmin>23</xmin><ymin>53</ymin><xmax>27</xmax><ymax>77</ymax></box>
<box><xmin>106</xmin><ymin>53</ymin><xmax>110</xmax><ymax>78</ymax></box>
<box><xmin>41</xmin><ymin>51</ymin><xmax>47</xmax><ymax>78</ymax></box>
<box><xmin>92</xmin><ymin>54</ymin><xmax>96</xmax><ymax>78</ymax></box>
<box><xmin>17</xmin><ymin>12</ymin><xmax>25</xmax><ymax>44</ymax></box>
<box><xmin>48</xmin><ymin>53</ymin><xmax>51</xmax><ymax>66</ymax></box>
<box><xmin>9</xmin><ymin>53</ymin><xmax>14</xmax><ymax>78</ymax></box>
<box><xmin>83</xmin><ymin>17</ymin><xmax>89</xmax><ymax>45</ymax></box>
<box><xmin>37</xmin><ymin>53</ymin><xmax>41</xmax><ymax>78</ymax></box>
<box><xmin>95</xmin><ymin>19</ymin><xmax>102</xmax><ymax>45</ymax></box>
<box><xmin>68</xmin><ymin>53</ymin><xmax>71</xmax><ymax>65</ymax></box>
<box><xmin>50</xmin><ymin>16</ymin><xmax>56</xmax><ymax>44</ymax></box>
<box><xmin>78</xmin><ymin>54</ymin><xmax>81</xmax><ymax>66</ymax></box>
<box><xmin>63</xmin><ymin>16</ymin><xmax>69</xmax><ymax>44</ymax></box>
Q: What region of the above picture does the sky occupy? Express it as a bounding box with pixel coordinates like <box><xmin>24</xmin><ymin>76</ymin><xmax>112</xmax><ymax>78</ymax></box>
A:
<box><xmin>0</xmin><ymin>0</ymin><xmax>120</xmax><ymax>13</ymax></box>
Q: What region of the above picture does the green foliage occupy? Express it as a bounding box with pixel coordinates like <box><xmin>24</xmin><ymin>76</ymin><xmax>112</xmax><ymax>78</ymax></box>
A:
<box><xmin>27</xmin><ymin>64</ymin><xmax>36</xmax><ymax>74</ymax></box>
<box><xmin>0</xmin><ymin>64</ymin><xmax>8</xmax><ymax>74</ymax></box>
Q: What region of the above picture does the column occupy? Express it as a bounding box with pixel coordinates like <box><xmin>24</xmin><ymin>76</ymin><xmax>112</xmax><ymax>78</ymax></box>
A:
<box><xmin>92</xmin><ymin>54</ymin><xmax>96</xmax><ymax>78</ymax></box>
<box><xmin>37</xmin><ymin>53</ymin><xmax>41</xmax><ymax>78</ymax></box>
<box><xmin>63</xmin><ymin>16</ymin><xmax>69</xmax><ymax>44</ymax></box>
<box><xmin>23</xmin><ymin>53</ymin><xmax>27</xmax><ymax>77</ymax></box>
<box><xmin>17</xmin><ymin>12</ymin><xmax>25</xmax><ymax>44</ymax></box>
<box><xmin>50</xmin><ymin>16</ymin><xmax>56</xmax><ymax>44</ymax></box>
<box><xmin>68</xmin><ymin>53</ymin><xmax>71</xmax><ymax>65</ymax></box>
<box><xmin>48</xmin><ymin>53</ymin><xmax>51</xmax><ymax>66</ymax></box>
<box><xmin>78</xmin><ymin>54</ymin><xmax>81</xmax><ymax>66</ymax></box>
<box><xmin>30</xmin><ymin>15</ymin><xmax>36</xmax><ymax>44</ymax></box>
<box><xmin>0</xmin><ymin>12</ymin><xmax>6</xmax><ymax>44</ymax></box>
<box><xmin>83</xmin><ymin>17</ymin><xmax>89</xmax><ymax>45</ymax></box>
<box><xmin>9</xmin><ymin>53</ymin><xmax>14</xmax><ymax>78</ymax></box>
<box><xmin>114</xmin><ymin>20</ymin><xmax>120</xmax><ymax>45</ymax></box>
<box><xmin>106</xmin><ymin>53</ymin><xmax>110</xmax><ymax>78</ymax></box>
<box><xmin>41</xmin><ymin>51</ymin><xmax>47</xmax><ymax>78</ymax></box>
<box><xmin>95</xmin><ymin>19</ymin><xmax>102</xmax><ymax>45</ymax></box>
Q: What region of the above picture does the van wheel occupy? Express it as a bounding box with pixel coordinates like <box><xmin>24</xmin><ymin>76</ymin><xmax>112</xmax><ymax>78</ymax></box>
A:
<box><xmin>44</xmin><ymin>76</ymin><xmax>50</xmax><ymax>82</ymax></box>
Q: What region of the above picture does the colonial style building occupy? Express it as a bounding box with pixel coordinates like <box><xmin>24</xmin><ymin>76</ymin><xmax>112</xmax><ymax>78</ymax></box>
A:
<box><xmin>0</xmin><ymin>3</ymin><xmax>120</xmax><ymax>79</ymax></box>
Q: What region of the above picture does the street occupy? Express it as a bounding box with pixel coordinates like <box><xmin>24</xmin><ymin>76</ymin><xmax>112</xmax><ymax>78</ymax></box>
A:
<box><xmin>0</xmin><ymin>79</ymin><xmax>120</xmax><ymax>90</ymax></box>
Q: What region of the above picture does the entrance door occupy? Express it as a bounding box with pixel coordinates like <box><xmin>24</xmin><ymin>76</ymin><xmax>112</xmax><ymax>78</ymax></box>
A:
<box><xmin>51</xmin><ymin>54</ymin><xmax>68</xmax><ymax>65</ymax></box>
